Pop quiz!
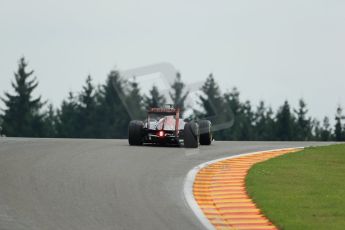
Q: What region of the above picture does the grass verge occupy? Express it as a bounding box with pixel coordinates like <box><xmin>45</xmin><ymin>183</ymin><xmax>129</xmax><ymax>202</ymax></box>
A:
<box><xmin>246</xmin><ymin>144</ymin><xmax>345</xmax><ymax>230</ymax></box>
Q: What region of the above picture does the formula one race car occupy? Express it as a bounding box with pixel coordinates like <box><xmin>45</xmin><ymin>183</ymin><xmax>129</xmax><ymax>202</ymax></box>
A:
<box><xmin>128</xmin><ymin>105</ymin><xmax>212</xmax><ymax>148</ymax></box>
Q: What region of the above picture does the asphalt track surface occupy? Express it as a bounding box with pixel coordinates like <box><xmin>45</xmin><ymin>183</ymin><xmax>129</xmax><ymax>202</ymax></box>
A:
<box><xmin>0</xmin><ymin>138</ymin><xmax>332</xmax><ymax>230</ymax></box>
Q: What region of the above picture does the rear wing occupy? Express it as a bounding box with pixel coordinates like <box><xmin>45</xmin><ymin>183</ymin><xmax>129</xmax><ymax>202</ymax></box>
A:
<box><xmin>148</xmin><ymin>107</ymin><xmax>178</xmax><ymax>115</ymax></box>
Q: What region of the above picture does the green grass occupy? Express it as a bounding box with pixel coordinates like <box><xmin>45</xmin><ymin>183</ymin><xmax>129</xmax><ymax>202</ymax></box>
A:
<box><xmin>246</xmin><ymin>144</ymin><xmax>345</xmax><ymax>230</ymax></box>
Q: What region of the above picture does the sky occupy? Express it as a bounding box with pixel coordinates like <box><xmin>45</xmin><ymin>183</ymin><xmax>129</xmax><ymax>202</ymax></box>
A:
<box><xmin>1</xmin><ymin>0</ymin><xmax>344</xmax><ymax>123</ymax></box>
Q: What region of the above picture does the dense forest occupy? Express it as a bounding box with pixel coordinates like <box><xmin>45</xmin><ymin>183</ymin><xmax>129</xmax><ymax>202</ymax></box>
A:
<box><xmin>1</xmin><ymin>58</ymin><xmax>344</xmax><ymax>141</ymax></box>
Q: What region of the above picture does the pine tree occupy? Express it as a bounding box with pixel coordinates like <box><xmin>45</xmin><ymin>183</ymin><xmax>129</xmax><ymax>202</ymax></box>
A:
<box><xmin>223</xmin><ymin>88</ymin><xmax>241</xmax><ymax>140</ymax></box>
<box><xmin>256</xmin><ymin>101</ymin><xmax>268</xmax><ymax>139</ymax></box>
<box><xmin>265</xmin><ymin>107</ymin><xmax>276</xmax><ymax>140</ymax></box>
<box><xmin>144</xmin><ymin>85</ymin><xmax>166</xmax><ymax>108</ymax></box>
<box><xmin>198</xmin><ymin>74</ymin><xmax>227</xmax><ymax>139</ymax></box>
<box><xmin>199</xmin><ymin>74</ymin><xmax>223</xmax><ymax>116</ymax></box>
<box><xmin>78</xmin><ymin>75</ymin><xmax>98</xmax><ymax>138</ymax></box>
<box><xmin>125</xmin><ymin>78</ymin><xmax>145</xmax><ymax>119</ymax></box>
<box><xmin>275</xmin><ymin>101</ymin><xmax>294</xmax><ymax>141</ymax></box>
<box><xmin>320</xmin><ymin>116</ymin><xmax>332</xmax><ymax>141</ymax></box>
<box><xmin>97</xmin><ymin>70</ymin><xmax>130</xmax><ymax>138</ymax></box>
<box><xmin>0</xmin><ymin>116</ymin><xmax>3</xmax><ymax>136</ymax></box>
<box><xmin>80</xmin><ymin>76</ymin><xmax>96</xmax><ymax>109</ymax></box>
<box><xmin>43</xmin><ymin>104</ymin><xmax>57</xmax><ymax>137</ymax></box>
<box><xmin>254</xmin><ymin>101</ymin><xmax>275</xmax><ymax>140</ymax></box>
<box><xmin>224</xmin><ymin>88</ymin><xmax>241</xmax><ymax>115</ymax></box>
<box><xmin>0</xmin><ymin>57</ymin><xmax>45</xmax><ymax>137</ymax></box>
<box><xmin>294</xmin><ymin>99</ymin><xmax>312</xmax><ymax>141</ymax></box>
<box><xmin>56</xmin><ymin>92</ymin><xmax>79</xmax><ymax>137</ymax></box>
<box><xmin>169</xmin><ymin>72</ymin><xmax>188</xmax><ymax>116</ymax></box>
<box><xmin>334</xmin><ymin>106</ymin><xmax>345</xmax><ymax>141</ymax></box>
<box><xmin>238</xmin><ymin>100</ymin><xmax>255</xmax><ymax>140</ymax></box>
<box><xmin>311</xmin><ymin>118</ymin><xmax>321</xmax><ymax>141</ymax></box>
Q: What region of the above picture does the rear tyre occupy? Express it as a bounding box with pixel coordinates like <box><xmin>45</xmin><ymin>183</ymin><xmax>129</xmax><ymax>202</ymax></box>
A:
<box><xmin>199</xmin><ymin>120</ymin><xmax>212</xmax><ymax>145</ymax></box>
<box><xmin>128</xmin><ymin>120</ymin><xmax>144</xmax><ymax>146</ymax></box>
<box><xmin>184</xmin><ymin>121</ymin><xmax>199</xmax><ymax>148</ymax></box>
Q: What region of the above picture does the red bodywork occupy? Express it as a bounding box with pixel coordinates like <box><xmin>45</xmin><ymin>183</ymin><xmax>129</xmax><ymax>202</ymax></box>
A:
<box><xmin>147</xmin><ymin>107</ymin><xmax>180</xmax><ymax>137</ymax></box>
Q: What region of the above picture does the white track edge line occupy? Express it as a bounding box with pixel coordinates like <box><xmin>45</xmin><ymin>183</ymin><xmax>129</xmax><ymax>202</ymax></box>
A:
<box><xmin>183</xmin><ymin>146</ymin><xmax>305</xmax><ymax>230</ymax></box>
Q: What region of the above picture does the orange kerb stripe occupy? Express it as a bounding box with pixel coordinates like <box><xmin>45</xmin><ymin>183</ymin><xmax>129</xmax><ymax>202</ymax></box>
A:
<box><xmin>193</xmin><ymin>148</ymin><xmax>300</xmax><ymax>230</ymax></box>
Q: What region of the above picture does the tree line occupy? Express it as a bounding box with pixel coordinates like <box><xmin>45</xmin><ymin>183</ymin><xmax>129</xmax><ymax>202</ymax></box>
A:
<box><xmin>1</xmin><ymin>57</ymin><xmax>345</xmax><ymax>141</ymax></box>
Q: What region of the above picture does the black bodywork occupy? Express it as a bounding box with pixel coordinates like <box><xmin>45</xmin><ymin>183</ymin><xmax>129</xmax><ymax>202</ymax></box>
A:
<box><xmin>142</xmin><ymin>129</ymin><xmax>184</xmax><ymax>146</ymax></box>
